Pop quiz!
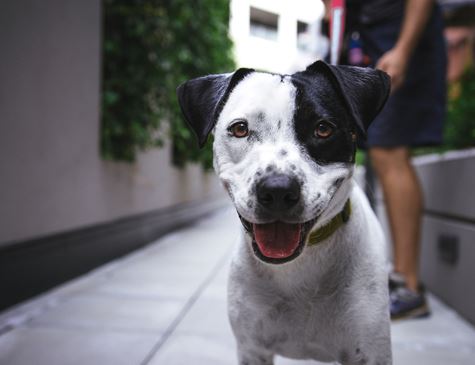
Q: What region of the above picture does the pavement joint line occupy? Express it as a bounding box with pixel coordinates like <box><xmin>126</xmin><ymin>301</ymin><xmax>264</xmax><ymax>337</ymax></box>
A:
<box><xmin>139</xmin><ymin>244</ymin><xmax>234</xmax><ymax>365</ymax></box>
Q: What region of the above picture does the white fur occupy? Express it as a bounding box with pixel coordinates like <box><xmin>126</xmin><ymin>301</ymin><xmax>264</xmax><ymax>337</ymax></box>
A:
<box><xmin>211</xmin><ymin>73</ymin><xmax>392</xmax><ymax>364</ymax></box>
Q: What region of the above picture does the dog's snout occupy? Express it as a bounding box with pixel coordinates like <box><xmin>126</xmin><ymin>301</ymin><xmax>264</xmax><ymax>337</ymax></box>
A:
<box><xmin>256</xmin><ymin>174</ymin><xmax>300</xmax><ymax>211</ymax></box>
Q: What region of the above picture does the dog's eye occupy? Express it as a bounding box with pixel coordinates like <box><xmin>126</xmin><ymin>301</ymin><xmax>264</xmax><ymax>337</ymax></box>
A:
<box><xmin>228</xmin><ymin>120</ymin><xmax>249</xmax><ymax>138</ymax></box>
<box><xmin>314</xmin><ymin>121</ymin><xmax>334</xmax><ymax>139</ymax></box>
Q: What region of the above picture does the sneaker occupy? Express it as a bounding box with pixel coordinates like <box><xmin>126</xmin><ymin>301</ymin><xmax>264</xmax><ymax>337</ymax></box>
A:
<box><xmin>389</xmin><ymin>273</ymin><xmax>431</xmax><ymax>320</ymax></box>
<box><xmin>388</xmin><ymin>271</ymin><xmax>406</xmax><ymax>291</ymax></box>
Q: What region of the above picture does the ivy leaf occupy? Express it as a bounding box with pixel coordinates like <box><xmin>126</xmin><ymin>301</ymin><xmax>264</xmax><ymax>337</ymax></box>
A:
<box><xmin>104</xmin><ymin>91</ymin><xmax>119</xmax><ymax>106</ymax></box>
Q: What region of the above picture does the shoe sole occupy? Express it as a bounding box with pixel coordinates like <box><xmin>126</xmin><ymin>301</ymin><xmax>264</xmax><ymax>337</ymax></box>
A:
<box><xmin>391</xmin><ymin>303</ymin><xmax>431</xmax><ymax>321</ymax></box>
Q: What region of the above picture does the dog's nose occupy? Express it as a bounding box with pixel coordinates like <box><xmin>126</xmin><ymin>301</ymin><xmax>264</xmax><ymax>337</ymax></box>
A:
<box><xmin>256</xmin><ymin>174</ymin><xmax>301</xmax><ymax>211</ymax></box>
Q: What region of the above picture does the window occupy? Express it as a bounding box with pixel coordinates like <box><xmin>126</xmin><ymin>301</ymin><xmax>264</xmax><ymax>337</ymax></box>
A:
<box><xmin>297</xmin><ymin>20</ymin><xmax>310</xmax><ymax>51</ymax></box>
<box><xmin>249</xmin><ymin>7</ymin><xmax>279</xmax><ymax>41</ymax></box>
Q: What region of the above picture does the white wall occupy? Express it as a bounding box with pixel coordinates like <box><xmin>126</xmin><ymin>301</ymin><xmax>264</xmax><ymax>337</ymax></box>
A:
<box><xmin>230</xmin><ymin>0</ymin><xmax>325</xmax><ymax>73</ymax></box>
<box><xmin>0</xmin><ymin>0</ymin><xmax>225</xmax><ymax>245</ymax></box>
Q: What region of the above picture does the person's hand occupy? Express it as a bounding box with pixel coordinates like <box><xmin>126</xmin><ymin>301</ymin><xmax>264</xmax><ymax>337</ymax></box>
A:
<box><xmin>376</xmin><ymin>47</ymin><xmax>409</xmax><ymax>92</ymax></box>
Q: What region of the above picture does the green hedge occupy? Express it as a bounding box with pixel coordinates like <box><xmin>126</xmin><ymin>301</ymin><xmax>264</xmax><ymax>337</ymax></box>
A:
<box><xmin>445</xmin><ymin>67</ymin><xmax>475</xmax><ymax>149</ymax></box>
<box><xmin>101</xmin><ymin>0</ymin><xmax>235</xmax><ymax>168</ymax></box>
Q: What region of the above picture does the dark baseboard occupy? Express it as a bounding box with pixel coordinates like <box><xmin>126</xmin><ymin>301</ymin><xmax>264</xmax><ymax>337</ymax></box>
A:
<box><xmin>0</xmin><ymin>199</ymin><xmax>228</xmax><ymax>312</ymax></box>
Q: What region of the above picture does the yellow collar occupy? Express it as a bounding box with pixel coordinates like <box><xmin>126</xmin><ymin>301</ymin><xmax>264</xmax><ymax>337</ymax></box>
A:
<box><xmin>307</xmin><ymin>199</ymin><xmax>351</xmax><ymax>246</ymax></box>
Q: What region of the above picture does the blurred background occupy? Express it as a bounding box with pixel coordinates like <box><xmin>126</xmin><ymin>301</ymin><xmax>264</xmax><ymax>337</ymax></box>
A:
<box><xmin>0</xmin><ymin>0</ymin><xmax>474</xmax><ymax>364</ymax></box>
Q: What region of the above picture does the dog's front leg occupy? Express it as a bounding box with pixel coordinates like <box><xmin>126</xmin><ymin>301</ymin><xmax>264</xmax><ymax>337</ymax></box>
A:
<box><xmin>237</xmin><ymin>345</ymin><xmax>274</xmax><ymax>365</ymax></box>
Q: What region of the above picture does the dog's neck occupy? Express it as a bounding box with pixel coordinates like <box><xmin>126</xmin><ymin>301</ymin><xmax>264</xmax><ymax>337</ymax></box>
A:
<box><xmin>307</xmin><ymin>199</ymin><xmax>351</xmax><ymax>247</ymax></box>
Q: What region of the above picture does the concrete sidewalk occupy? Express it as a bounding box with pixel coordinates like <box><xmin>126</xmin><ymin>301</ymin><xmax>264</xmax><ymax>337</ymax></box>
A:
<box><xmin>1</xmin><ymin>207</ymin><xmax>474</xmax><ymax>365</ymax></box>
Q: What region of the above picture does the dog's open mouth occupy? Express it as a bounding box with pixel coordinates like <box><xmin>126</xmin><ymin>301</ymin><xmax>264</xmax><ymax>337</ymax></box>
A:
<box><xmin>238</xmin><ymin>215</ymin><xmax>318</xmax><ymax>264</ymax></box>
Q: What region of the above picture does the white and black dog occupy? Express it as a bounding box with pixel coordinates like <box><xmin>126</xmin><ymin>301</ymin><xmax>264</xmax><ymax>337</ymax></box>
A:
<box><xmin>177</xmin><ymin>60</ymin><xmax>392</xmax><ymax>365</ymax></box>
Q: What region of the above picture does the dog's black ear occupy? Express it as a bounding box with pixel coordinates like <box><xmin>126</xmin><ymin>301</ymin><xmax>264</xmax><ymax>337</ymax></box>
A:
<box><xmin>305</xmin><ymin>60</ymin><xmax>390</xmax><ymax>137</ymax></box>
<box><xmin>176</xmin><ymin>68</ymin><xmax>254</xmax><ymax>147</ymax></box>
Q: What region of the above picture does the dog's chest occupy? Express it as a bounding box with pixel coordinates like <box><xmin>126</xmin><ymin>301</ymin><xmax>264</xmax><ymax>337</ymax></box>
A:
<box><xmin>229</xmin><ymin>267</ymin><xmax>348</xmax><ymax>360</ymax></box>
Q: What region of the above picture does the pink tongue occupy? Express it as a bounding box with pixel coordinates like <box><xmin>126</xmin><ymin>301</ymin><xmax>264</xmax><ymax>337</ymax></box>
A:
<box><xmin>253</xmin><ymin>222</ymin><xmax>302</xmax><ymax>259</ymax></box>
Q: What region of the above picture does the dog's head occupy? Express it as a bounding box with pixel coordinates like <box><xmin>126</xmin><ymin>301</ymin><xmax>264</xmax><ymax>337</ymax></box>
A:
<box><xmin>177</xmin><ymin>61</ymin><xmax>390</xmax><ymax>264</ymax></box>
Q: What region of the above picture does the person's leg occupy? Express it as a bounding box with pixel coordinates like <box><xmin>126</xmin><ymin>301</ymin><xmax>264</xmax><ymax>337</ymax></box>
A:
<box><xmin>369</xmin><ymin>146</ymin><xmax>422</xmax><ymax>292</ymax></box>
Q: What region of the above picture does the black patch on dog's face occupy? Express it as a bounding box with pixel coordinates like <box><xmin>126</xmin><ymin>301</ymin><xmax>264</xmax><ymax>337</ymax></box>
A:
<box><xmin>291</xmin><ymin>73</ymin><xmax>356</xmax><ymax>164</ymax></box>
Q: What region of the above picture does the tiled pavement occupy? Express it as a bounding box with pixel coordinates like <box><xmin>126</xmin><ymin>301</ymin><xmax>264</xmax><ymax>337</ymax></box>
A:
<box><xmin>1</xmin><ymin>207</ymin><xmax>474</xmax><ymax>365</ymax></box>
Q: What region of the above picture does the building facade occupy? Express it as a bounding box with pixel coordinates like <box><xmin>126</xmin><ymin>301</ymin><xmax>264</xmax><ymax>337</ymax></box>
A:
<box><xmin>230</xmin><ymin>0</ymin><xmax>325</xmax><ymax>73</ymax></box>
